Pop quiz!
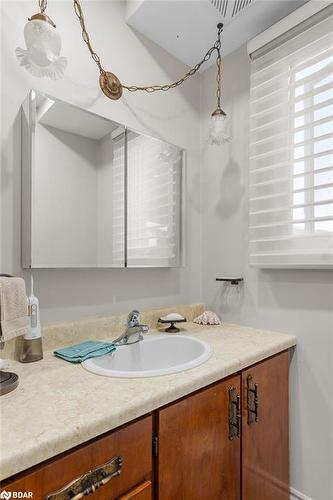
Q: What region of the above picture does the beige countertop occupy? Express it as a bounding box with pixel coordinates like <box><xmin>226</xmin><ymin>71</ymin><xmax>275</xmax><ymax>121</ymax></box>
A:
<box><xmin>0</xmin><ymin>321</ymin><xmax>296</xmax><ymax>480</ymax></box>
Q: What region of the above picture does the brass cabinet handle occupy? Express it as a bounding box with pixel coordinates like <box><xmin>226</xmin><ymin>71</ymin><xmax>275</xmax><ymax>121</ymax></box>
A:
<box><xmin>228</xmin><ymin>386</ymin><xmax>241</xmax><ymax>440</ymax></box>
<box><xmin>45</xmin><ymin>455</ymin><xmax>122</xmax><ymax>500</ymax></box>
<box><xmin>246</xmin><ymin>374</ymin><xmax>259</xmax><ymax>425</ymax></box>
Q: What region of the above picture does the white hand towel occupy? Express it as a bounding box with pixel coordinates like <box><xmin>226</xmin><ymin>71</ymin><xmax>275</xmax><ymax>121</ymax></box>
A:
<box><xmin>0</xmin><ymin>277</ymin><xmax>29</xmax><ymax>341</ymax></box>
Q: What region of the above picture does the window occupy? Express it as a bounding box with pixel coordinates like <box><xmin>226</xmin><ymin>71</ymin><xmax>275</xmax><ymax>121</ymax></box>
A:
<box><xmin>249</xmin><ymin>7</ymin><xmax>333</xmax><ymax>267</ymax></box>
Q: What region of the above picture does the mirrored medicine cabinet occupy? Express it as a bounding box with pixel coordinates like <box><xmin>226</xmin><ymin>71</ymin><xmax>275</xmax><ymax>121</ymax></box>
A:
<box><xmin>21</xmin><ymin>91</ymin><xmax>184</xmax><ymax>268</ymax></box>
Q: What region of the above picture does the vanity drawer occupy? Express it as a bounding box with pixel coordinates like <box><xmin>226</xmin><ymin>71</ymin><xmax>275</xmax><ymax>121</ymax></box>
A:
<box><xmin>3</xmin><ymin>415</ymin><xmax>152</xmax><ymax>500</ymax></box>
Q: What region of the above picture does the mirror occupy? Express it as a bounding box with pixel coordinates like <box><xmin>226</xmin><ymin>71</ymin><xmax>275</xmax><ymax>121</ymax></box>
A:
<box><xmin>22</xmin><ymin>91</ymin><xmax>126</xmax><ymax>268</ymax></box>
<box><xmin>21</xmin><ymin>91</ymin><xmax>184</xmax><ymax>268</ymax></box>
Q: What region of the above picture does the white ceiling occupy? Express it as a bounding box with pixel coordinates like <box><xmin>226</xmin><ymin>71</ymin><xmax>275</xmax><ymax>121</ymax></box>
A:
<box><xmin>126</xmin><ymin>0</ymin><xmax>309</xmax><ymax>69</ymax></box>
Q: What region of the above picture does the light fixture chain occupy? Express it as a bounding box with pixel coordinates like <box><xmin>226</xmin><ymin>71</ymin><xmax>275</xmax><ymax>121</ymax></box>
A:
<box><xmin>73</xmin><ymin>0</ymin><xmax>104</xmax><ymax>73</ymax></box>
<box><xmin>122</xmin><ymin>42</ymin><xmax>219</xmax><ymax>93</ymax></box>
<box><xmin>216</xmin><ymin>24</ymin><xmax>223</xmax><ymax>109</ymax></box>
<box><xmin>72</xmin><ymin>0</ymin><xmax>224</xmax><ymax>96</ymax></box>
<box><xmin>216</xmin><ymin>53</ymin><xmax>222</xmax><ymax>108</ymax></box>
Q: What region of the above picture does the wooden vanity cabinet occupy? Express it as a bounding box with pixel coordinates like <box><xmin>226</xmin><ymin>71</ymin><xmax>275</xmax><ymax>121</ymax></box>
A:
<box><xmin>156</xmin><ymin>350</ymin><xmax>289</xmax><ymax>500</ymax></box>
<box><xmin>242</xmin><ymin>351</ymin><xmax>289</xmax><ymax>500</ymax></box>
<box><xmin>3</xmin><ymin>415</ymin><xmax>153</xmax><ymax>500</ymax></box>
<box><xmin>157</xmin><ymin>374</ymin><xmax>241</xmax><ymax>500</ymax></box>
<box><xmin>2</xmin><ymin>351</ymin><xmax>290</xmax><ymax>500</ymax></box>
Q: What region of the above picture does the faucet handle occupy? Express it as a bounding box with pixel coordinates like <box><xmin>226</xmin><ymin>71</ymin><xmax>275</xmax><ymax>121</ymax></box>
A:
<box><xmin>127</xmin><ymin>310</ymin><xmax>140</xmax><ymax>327</ymax></box>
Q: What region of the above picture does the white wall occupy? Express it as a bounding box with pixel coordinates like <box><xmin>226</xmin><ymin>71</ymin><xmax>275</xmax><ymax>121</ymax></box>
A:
<box><xmin>200</xmin><ymin>46</ymin><xmax>333</xmax><ymax>500</ymax></box>
<box><xmin>1</xmin><ymin>0</ymin><xmax>201</xmax><ymax>322</ymax></box>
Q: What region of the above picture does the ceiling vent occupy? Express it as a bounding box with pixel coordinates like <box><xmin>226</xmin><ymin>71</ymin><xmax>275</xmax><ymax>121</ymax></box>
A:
<box><xmin>209</xmin><ymin>0</ymin><xmax>256</xmax><ymax>24</ymax></box>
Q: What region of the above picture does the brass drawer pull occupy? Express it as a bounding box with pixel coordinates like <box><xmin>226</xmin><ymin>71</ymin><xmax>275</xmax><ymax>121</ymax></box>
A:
<box><xmin>45</xmin><ymin>455</ymin><xmax>122</xmax><ymax>500</ymax></box>
<box><xmin>246</xmin><ymin>374</ymin><xmax>259</xmax><ymax>425</ymax></box>
<box><xmin>228</xmin><ymin>386</ymin><xmax>241</xmax><ymax>440</ymax></box>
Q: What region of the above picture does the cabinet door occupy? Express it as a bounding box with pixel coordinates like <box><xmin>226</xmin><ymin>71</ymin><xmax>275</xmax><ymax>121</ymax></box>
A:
<box><xmin>242</xmin><ymin>351</ymin><xmax>289</xmax><ymax>500</ymax></box>
<box><xmin>3</xmin><ymin>415</ymin><xmax>152</xmax><ymax>500</ymax></box>
<box><xmin>157</xmin><ymin>376</ymin><xmax>241</xmax><ymax>500</ymax></box>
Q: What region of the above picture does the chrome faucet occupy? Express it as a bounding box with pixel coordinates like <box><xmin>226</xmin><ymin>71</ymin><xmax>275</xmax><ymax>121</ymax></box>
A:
<box><xmin>113</xmin><ymin>310</ymin><xmax>149</xmax><ymax>346</ymax></box>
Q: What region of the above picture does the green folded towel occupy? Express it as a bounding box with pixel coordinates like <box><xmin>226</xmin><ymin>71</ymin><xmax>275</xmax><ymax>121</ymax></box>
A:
<box><xmin>54</xmin><ymin>340</ymin><xmax>116</xmax><ymax>363</ymax></box>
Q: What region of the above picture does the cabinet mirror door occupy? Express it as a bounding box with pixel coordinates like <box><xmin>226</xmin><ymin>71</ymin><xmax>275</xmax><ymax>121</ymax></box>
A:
<box><xmin>22</xmin><ymin>90</ymin><xmax>125</xmax><ymax>268</ymax></box>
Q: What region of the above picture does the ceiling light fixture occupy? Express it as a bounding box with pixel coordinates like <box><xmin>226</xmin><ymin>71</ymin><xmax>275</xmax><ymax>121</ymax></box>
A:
<box><xmin>73</xmin><ymin>0</ymin><xmax>230</xmax><ymax>144</ymax></box>
<box><xmin>16</xmin><ymin>0</ymin><xmax>67</xmax><ymax>80</ymax></box>
<box><xmin>16</xmin><ymin>0</ymin><xmax>231</xmax><ymax>144</ymax></box>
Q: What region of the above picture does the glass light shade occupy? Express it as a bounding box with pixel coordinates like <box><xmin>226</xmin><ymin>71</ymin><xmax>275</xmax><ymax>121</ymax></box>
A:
<box><xmin>208</xmin><ymin>111</ymin><xmax>232</xmax><ymax>145</ymax></box>
<box><xmin>16</xmin><ymin>19</ymin><xmax>67</xmax><ymax>80</ymax></box>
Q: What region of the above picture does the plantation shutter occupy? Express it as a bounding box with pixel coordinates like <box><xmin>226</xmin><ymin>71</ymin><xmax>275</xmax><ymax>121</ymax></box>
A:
<box><xmin>249</xmin><ymin>6</ymin><xmax>333</xmax><ymax>267</ymax></box>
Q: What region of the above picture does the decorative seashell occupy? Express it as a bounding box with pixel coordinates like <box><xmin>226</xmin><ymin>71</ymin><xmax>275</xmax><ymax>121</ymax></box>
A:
<box><xmin>16</xmin><ymin>19</ymin><xmax>67</xmax><ymax>80</ymax></box>
<box><xmin>193</xmin><ymin>310</ymin><xmax>221</xmax><ymax>326</ymax></box>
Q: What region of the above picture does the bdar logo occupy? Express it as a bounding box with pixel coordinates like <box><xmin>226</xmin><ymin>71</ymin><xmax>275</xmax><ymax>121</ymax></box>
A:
<box><xmin>0</xmin><ymin>493</ymin><xmax>32</xmax><ymax>499</ymax></box>
<box><xmin>0</xmin><ymin>491</ymin><xmax>12</xmax><ymax>499</ymax></box>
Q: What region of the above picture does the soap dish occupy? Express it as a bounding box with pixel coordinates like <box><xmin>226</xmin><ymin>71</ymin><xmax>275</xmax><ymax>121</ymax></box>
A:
<box><xmin>158</xmin><ymin>317</ymin><xmax>187</xmax><ymax>333</ymax></box>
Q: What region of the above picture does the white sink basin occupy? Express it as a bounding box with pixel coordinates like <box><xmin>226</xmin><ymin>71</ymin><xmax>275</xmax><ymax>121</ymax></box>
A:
<box><xmin>82</xmin><ymin>335</ymin><xmax>212</xmax><ymax>378</ymax></box>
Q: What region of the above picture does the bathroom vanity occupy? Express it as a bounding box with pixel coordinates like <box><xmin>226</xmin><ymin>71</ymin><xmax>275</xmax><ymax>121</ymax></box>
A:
<box><xmin>1</xmin><ymin>315</ymin><xmax>294</xmax><ymax>500</ymax></box>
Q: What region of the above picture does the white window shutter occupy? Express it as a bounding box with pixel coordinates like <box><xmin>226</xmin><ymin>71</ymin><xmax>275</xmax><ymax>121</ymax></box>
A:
<box><xmin>249</xmin><ymin>9</ymin><xmax>333</xmax><ymax>268</ymax></box>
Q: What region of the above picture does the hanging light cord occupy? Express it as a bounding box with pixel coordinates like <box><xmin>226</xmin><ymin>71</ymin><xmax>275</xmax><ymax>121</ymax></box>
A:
<box><xmin>73</xmin><ymin>0</ymin><xmax>223</xmax><ymax>95</ymax></box>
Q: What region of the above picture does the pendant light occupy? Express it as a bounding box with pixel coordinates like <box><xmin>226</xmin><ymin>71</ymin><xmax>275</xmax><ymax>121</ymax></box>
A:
<box><xmin>16</xmin><ymin>0</ymin><xmax>67</xmax><ymax>80</ymax></box>
<box><xmin>208</xmin><ymin>23</ymin><xmax>231</xmax><ymax>145</ymax></box>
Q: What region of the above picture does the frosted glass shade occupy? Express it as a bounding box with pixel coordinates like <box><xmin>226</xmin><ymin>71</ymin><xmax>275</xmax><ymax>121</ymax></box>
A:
<box><xmin>208</xmin><ymin>112</ymin><xmax>232</xmax><ymax>145</ymax></box>
<box><xmin>16</xmin><ymin>19</ymin><xmax>67</xmax><ymax>80</ymax></box>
